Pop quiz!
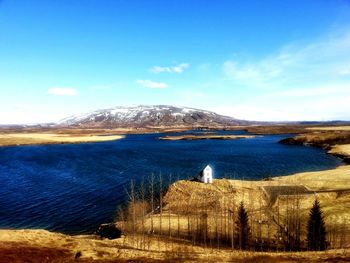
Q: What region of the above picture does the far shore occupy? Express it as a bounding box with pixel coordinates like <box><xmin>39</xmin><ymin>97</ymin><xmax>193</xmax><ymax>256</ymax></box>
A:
<box><xmin>1</xmin><ymin>125</ymin><xmax>350</xmax><ymax>162</ymax></box>
<box><xmin>0</xmin><ymin>132</ymin><xmax>125</xmax><ymax>147</ymax></box>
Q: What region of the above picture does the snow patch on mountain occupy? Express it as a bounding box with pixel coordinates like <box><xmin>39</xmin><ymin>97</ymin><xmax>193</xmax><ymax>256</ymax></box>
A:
<box><xmin>57</xmin><ymin>105</ymin><xmax>249</xmax><ymax>128</ymax></box>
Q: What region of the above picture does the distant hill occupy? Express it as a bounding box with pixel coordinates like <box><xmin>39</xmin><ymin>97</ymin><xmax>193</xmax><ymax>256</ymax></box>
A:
<box><xmin>57</xmin><ymin>105</ymin><xmax>256</xmax><ymax>128</ymax></box>
<box><xmin>2</xmin><ymin>105</ymin><xmax>349</xmax><ymax>129</ymax></box>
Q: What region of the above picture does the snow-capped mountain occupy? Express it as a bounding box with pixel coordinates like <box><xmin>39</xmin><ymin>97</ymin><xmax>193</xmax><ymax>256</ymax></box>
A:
<box><xmin>57</xmin><ymin>105</ymin><xmax>252</xmax><ymax>128</ymax></box>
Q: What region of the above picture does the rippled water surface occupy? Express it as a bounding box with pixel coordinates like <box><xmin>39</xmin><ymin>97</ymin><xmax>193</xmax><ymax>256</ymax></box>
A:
<box><xmin>0</xmin><ymin>130</ymin><xmax>342</xmax><ymax>233</ymax></box>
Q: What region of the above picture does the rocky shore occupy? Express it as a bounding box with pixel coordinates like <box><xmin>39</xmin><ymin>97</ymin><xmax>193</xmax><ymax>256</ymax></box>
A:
<box><xmin>279</xmin><ymin>128</ymin><xmax>350</xmax><ymax>164</ymax></box>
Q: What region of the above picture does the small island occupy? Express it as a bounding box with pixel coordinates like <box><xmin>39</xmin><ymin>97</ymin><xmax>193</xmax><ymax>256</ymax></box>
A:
<box><xmin>160</xmin><ymin>134</ymin><xmax>256</xmax><ymax>140</ymax></box>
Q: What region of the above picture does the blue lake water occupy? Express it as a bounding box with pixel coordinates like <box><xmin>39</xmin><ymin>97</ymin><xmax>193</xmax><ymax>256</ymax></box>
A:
<box><xmin>0</xmin><ymin>130</ymin><xmax>342</xmax><ymax>234</ymax></box>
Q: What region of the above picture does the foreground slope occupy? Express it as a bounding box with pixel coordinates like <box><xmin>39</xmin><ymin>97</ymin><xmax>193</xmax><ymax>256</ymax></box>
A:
<box><xmin>158</xmin><ymin>166</ymin><xmax>350</xmax><ymax>247</ymax></box>
<box><xmin>1</xmin><ymin>229</ymin><xmax>349</xmax><ymax>263</ymax></box>
<box><xmin>1</xmin><ymin>166</ymin><xmax>350</xmax><ymax>262</ymax></box>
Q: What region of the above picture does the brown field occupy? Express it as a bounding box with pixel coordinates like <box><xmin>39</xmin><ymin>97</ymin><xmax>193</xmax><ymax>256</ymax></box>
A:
<box><xmin>0</xmin><ymin>132</ymin><xmax>125</xmax><ymax>146</ymax></box>
<box><xmin>245</xmin><ymin>125</ymin><xmax>350</xmax><ymax>135</ymax></box>
<box><xmin>245</xmin><ymin>125</ymin><xmax>309</xmax><ymax>135</ymax></box>
<box><xmin>0</xmin><ymin>229</ymin><xmax>349</xmax><ymax>262</ymax></box>
<box><xmin>307</xmin><ymin>126</ymin><xmax>350</xmax><ymax>131</ymax></box>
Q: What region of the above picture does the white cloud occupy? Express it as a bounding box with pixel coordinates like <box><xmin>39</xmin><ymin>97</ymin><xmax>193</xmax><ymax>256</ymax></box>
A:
<box><xmin>150</xmin><ymin>63</ymin><xmax>189</xmax><ymax>74</ymax></box>
<box><xmin>213</xmin><ymin>83</ymin><xmax>350</xmax><ymax>121</ymax></box>
<box><xmin>272</xmin><ymin>84</ymin><xmax>350</xmax><ymax>98</ymax></box>
<box><xmin>136</xmin><ymin>80</ymin><xmax>168</xmax><ymax>89</ymax></box>
<box><xmin>218</xmin><ymin>30</ymin><xmax>350</xmax><ymax>121</ymax></box>
<box><xmin>48</xmin><ymin>87</ymin><xmax>78</xmax><ymax>96</ymax></box>
<box><xmin>223</xmin><ymin>31</ymin><xmax>350</xmax><ymax>89</ymax></box>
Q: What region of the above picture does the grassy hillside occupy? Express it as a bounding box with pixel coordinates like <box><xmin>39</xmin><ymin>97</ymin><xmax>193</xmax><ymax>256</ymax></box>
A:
<box><xmin>1</xmin><ymin>166</ymin><xmax>350</xmax><ymax>262</ymax></box>
<box><xmin>1</xmin><ymin>229</ymin><xmax>349</xmax><ymax>262</ymax></box>
<box><xmin>138</xmin><ymin>166</ymin><xmax>350</xmax><ymax>250</ymax></box>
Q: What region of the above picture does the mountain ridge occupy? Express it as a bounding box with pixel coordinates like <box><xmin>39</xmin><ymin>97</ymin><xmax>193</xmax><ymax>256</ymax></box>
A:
<box><xmin>57</xmin><ymin>105</ymin><xmax>254</xmax><ymax>128</ymax></box>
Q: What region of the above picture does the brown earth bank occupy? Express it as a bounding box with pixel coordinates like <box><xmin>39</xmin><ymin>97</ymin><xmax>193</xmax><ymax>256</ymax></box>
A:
<box><xmin>244</xmin><ymin>125</ymin><xmax>310</xmax><ymax>135</ymax></box>
<box><xmin>278</xmin><ymin>126</ymin><xmax>350</xmax><ymax>163</ymax></box>
<box><xmin>244</xmin><ymin>125</ymin><xmax>350</xmax><ymax>135</ymax></box>
<box><xmin>0</xmin><ymin>230</ymin><xmax>349</xmax><ymax>262</ymax></box>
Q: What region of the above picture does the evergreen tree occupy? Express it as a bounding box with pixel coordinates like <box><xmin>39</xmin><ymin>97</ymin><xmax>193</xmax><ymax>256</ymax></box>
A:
<box><xmin>235</xmin><ymin>201</ymin><xmax>250</xmax><ymax>249</ymax></box>
<box><xmin>307</xmin><ymin>199</ymin><xmax>326</xmax><ymax>251</ymax></box>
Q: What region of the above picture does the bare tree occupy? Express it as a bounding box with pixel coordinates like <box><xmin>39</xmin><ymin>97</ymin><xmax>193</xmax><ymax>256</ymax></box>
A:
<box><xmin>125</xmin><ymin>179</ymin><xmax>137</xmax><ymax>247</ymax></box>
<box><xmin>140</xmin><ymin>179</ymin><xmax>146</xmax><ymax>250</ymax></box>
<box><xmin>158</xmin><ymin>173</ymin><xmax>163</xmax><ymax>249</ymax></box>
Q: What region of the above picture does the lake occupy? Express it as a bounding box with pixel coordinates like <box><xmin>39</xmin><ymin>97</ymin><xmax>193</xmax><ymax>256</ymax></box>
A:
<box><xmin>0</xmin><ymin>130</ymin><xmax>342</xmax><ymax>234</ymax></box>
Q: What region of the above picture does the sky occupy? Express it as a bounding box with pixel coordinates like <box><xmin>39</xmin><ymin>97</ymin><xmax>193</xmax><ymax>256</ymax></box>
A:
<box><xmin>0</xmin><ymin>0</ymin><xmax>350</xmax><ymax>124</ymax></box>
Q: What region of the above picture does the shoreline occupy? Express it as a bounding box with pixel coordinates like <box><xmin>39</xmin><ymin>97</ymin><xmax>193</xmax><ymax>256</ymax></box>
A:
<box><xmin>328</xmin><ymin>144</ymin><xmax>350</xmax><ymax>164</ymax></box>
<box><xmin>0</xmin><ymin>132</ymin><xmax>125</xmax><ymax>147</ymax></box>
<box><xmin>281</xmin><ymin>139</ymin><xmax>350</xmax><ymax>164</ymax></box>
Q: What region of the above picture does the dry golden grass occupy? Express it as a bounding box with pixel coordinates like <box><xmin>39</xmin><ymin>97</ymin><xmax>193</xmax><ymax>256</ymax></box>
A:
<box><xmin>307</xmin><ymin>126</ymin><xmax>350</xmax><ymax>131</ymax></box>
<box><xmin>329</xmin><ymin>144</ymin><xmax>350</xmax><ymax>157</ymax></box>
<box><xmin>1</xmin><ymin>229</ymin><xmax>349</xmax><ymax>262</ymax></box>
<box><xmin>281</xmin><ymin>130</ymin><xmax>350</xmax><ymax>149</ymax></box>
<box><xmin>142</xmin><ymin>165</ymin><xmax>350</xmax><ymax>248</ymax></box>
<box><xmin>0</xmin><ymin>133</ymin><xmax>124</xmax><ymax>146</ymax></box>
<box><xmin>291</xmin><ymin>132</ymin><xmax>350</xmax><ymax>145</ymax></box>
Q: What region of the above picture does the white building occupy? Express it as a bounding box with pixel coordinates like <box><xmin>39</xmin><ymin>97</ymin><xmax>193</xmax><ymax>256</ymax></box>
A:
<box><xmin>198</xmin><ymin>164</ymin><xmax>213</xmax><ymax>184</ymax></box>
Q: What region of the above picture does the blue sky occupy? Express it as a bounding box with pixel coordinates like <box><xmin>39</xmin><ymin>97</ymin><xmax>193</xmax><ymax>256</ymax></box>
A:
<box><xmin>1</xmin><ymin>0</ymin><xmax>350</xmax><ymax>124</ymax></box>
